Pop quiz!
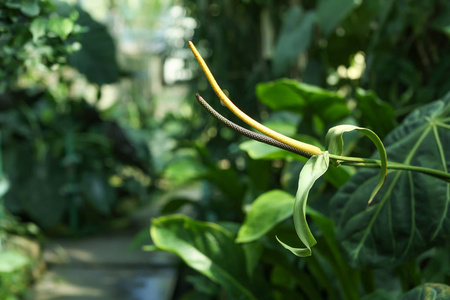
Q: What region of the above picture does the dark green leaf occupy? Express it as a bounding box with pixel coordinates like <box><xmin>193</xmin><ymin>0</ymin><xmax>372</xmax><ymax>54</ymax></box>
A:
<box><xmin>5</xmin><ymin>153</ymin><xmax>66</xmax><ymax>229</ymax></box>
<box><xmin>316</xmin><ymin>0</ymin><xmax>360</xmax><ymax>36</ymax></box>
<box><xmin>430</xmin><ymin>3</ymin><xmax>450</xmax><ymax>35</ymax></box>
<box><xmin>400</xmin><ymin>283</ymin><xmax>450</xmax><ymax>300</ymax></box>
<box><xmin>150</xmin><ymin>215</ymin><xmax>259</xmax><ymax>300</ymax></box>
<box><xmin>355</xmin><ymin>88</ymin><xmax>397</xmax><ymax>139</ymax></box>
<box><xmin>61</xmin><ymin>5</ymin><xmax>120</xmax><ymax>84</ymax></box>
<box><xmin>81</xmin><ymin>171</ymin><xmax>116</xmax><ymax>215</ymax></box>
<box><xmin>331</xmin><ymin>94</ymin><xmax>450</xmax><ymax>267</ymax></box>
<box><xmin>324</xmin><ymin>164</ymin><xmax>353</xmax><ymax>188</ymax></box>
<box><xmin>273</xmin><ymin>7</ymin><xmax>314</xmax><ymax>75</ymax></box>
<box><xmin>361</xmin><ymin>290</ymin><xmax>399</xmax><ymax>300</ymax></box>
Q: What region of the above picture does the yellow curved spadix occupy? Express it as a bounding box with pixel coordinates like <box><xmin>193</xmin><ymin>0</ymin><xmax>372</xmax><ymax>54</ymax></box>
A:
<box><xmin>189</xmin><ymin>41</ymin><xmax>322</xmax><ymax>156</ymax></box>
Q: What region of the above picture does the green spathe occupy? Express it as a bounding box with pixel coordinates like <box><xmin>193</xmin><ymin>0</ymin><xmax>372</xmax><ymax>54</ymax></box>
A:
<box><xmin>277</xmin><ymin>152</ymin><xmax>329</xmax><ymax>257</ymax></box>
<box><xmin>326</xmin><ymin>124</ymin><xmax>387</xmax><ymax>205</ymax></box>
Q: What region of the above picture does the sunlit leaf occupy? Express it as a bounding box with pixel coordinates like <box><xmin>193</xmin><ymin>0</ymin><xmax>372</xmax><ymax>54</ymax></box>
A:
<box><xmin>48</xmin><ymin>17</ymin><xmax>74</xmax><ymax>40</ymax></box>
<box><xmin>331</xmin><ymin>94</ymin><xmax>450</xmax><ymax>267</ymax></box>
<box><xmin>0</xmin><ymin>251</ymin><xmax>29</xmax><ymax>272</ymax></box>
<box><xmin>236</xmin><ymin>190</ymin><xmax>294</xmax><ymax>243</ymax></box>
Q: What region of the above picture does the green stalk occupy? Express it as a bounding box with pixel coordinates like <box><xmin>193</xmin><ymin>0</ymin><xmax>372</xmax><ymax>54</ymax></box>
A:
<box><xmin>329</xmin><ymin>154</ymin><xmax>450</xmax><ymax>182</ymax></box>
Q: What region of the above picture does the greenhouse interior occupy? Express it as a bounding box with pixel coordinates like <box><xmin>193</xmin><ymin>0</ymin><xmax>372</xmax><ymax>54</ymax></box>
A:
<box><xmin>1</xmin><ymin>0</ymin><xmax>450</xmax><ymax>299</ymax></box>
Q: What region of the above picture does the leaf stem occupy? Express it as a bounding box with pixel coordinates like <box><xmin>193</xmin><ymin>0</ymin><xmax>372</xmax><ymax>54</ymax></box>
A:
<box><xmin>329</xmin><ymin>154</ymin><xmax>450</xmax><ymax>182</ymax></box>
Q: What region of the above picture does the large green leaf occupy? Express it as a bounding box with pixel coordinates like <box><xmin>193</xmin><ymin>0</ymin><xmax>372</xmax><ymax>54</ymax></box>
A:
<box><xmin>256</xmin><ymin>79</ymin><xmax>349</xmax><ymax>122</ymax></box>
<box><xmin>277</xmin><ymin>152</ymin><xmax>329</xmax><ymax>257</ymax></box>
<box><xmin>400</xmin><ymin>283</ymin><xmax>450</xmax><ymax>300</ymax></box>
<box><xmin>273</xmin><ymin>7</ymin><xmax>315</xmax><ymax>75</ymax></box>
<box><xmin>236</xmin><ymin>190</ymin><xmax>294</xmax><ymax>243</ymax></box>
<box><xmin>150</xmin><ymin>215</ymin><xmax>260</xmax><ymax>300</ymax></box>
<box><xmin>331</xmin><ymin>94</ymin><xmax>450</xmax><ymax>267</ymax></box>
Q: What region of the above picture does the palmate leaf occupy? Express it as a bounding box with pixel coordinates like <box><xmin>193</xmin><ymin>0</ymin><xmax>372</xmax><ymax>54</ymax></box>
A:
<box><xmin>331</xmin><ymin>94</ymin><xmax>450</xmax><ymax>267</ymax></box>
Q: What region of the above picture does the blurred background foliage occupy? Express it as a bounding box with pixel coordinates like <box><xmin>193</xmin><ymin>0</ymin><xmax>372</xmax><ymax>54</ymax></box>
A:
<box><xmin>1</xmin><ymin>0</ymin><xmax>450</xmax><ymax>298</ymax></box>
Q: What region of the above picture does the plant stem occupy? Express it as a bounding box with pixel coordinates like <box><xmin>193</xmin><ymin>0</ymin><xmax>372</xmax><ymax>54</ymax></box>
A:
<box><xmin>329</xmin><ymin>154</ymin><xmax>450</xmax><ymax>182</ymax></box>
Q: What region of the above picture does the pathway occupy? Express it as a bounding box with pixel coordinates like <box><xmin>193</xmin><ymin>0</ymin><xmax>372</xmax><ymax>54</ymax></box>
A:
<box><xmin>31</xmin><ymin>229</ymin><xmax>178</xmax><ymax>300</ymax></box>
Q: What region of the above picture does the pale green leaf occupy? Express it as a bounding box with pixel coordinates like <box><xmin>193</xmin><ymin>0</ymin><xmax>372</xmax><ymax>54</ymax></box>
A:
<box><xmin>277</xmin><ymin>152</ymin><xmax>329</xmax><ymax>257</ymax></box>
<box><xmin>48</xmin><ymin>17</ymin><xmax>74</xmax><ymax>40</ymax></box>
<box><xmin>30</xmin><ymin>18</ymin><xmax>46</xmax><ymax>42</ymax></box>
<box><xmin>0</xmin><ymin>251</ymin><xmax>29</xmax><ymax>272</ymax></box>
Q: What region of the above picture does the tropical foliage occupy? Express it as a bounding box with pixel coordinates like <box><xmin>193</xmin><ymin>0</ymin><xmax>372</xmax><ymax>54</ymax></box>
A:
<box><xmin>149</xmin><ymin>0</ymin><xmax>450</xmax><ymax>299</ymax></box>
